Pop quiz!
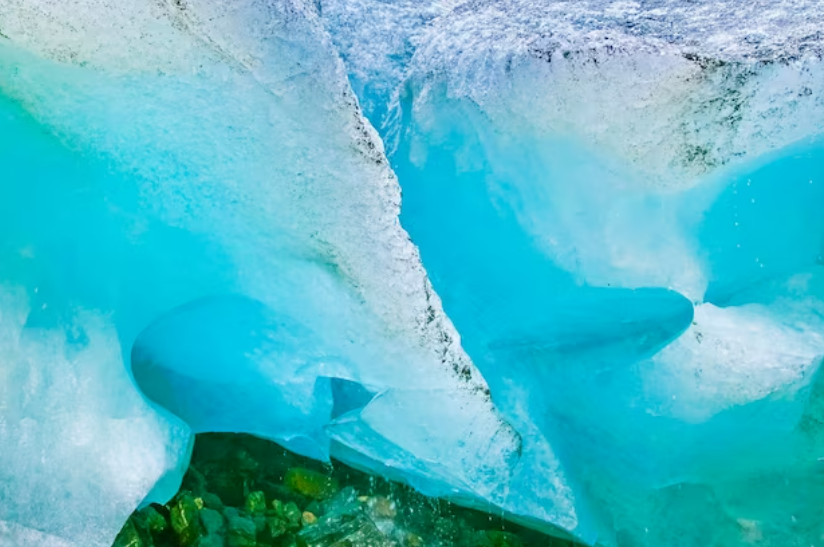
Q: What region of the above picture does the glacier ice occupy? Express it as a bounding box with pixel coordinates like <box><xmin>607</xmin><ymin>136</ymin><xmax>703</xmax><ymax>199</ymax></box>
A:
<box><xmin>2</xmin><ymin>0</ymin><xmax>824</xmax><ymax>546</ymax></box>
<box><xmin>322</xmin><ymin>0</ymin><xmax>824</xmax><ymax>544</ymax></box>
<box><xmin>0</xmin><ymin>1</ymin><xmax>516</xmax><ymax>545</ymax></box>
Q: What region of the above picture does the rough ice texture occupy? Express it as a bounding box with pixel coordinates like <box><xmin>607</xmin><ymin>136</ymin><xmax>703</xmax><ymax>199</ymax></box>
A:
<box><xmin>0</xmin><ymin>1</ymin><xmax>518</xmax><ymax>546</ymax></box>
<box><xmin>321</xmin><ymin>0</ymin><xmax>824</xmax><ymax>545</ymax></box>
<box><xmin>2</xmin><ymin>1</ymin><xmax>824</xmax><ymax>547</ymax></box>
<box><xmin>323</xmin><ymin>0</ymin><xmax>824</xmax><ymax>185</ymax></box>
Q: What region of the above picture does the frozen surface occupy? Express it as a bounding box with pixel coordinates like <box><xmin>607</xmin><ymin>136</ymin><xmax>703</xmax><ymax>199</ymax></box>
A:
<box><xmin>2</xmin><ymin>0</ymin><xmax>824</xmax><ymax>546</ymax></box>
<box><xmin>322</xmin><ymin>0</ymin><xmax>824</xmax><ymax>545</ymax></box>
<box><xmin>0</xmin><ymin>1</ymin><xmax>515</xmax><ymax>545</ymax></box>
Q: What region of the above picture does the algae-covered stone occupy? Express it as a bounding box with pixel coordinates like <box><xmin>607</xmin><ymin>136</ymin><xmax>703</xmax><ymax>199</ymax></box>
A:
<box><xmin>202</xmin><ymin>492</ymin><xmax>225</xmax><ymax>511</ymax></box>
<box><xmin>484</xmin><ymin>531</ymin><xmax>523</xmax><ymax>547</ymax></box>
<box><xmin>272</xmin><ymin>500</ymin><xmax>303</xmax><ymax>530</ymax></box>
<box><xmin>365</xmin><ymin>497</ymin><xmax>396</xmax><ymax>520</ymax></box>
<box><xmin>110</xmin><ymin>433</ymin><xmax>555</xmax><ymax>547</ymax></box>
<box><xmin>194</xmin><ymin>536</ymin><xmax>226</xmax><ymax>547</ymax></box>
<box><xmin>171</xmin><ymin>492</ymin><xmax>204</xmax><ymax>546</ymax></box>
<box><xmin>281</xmin><ymin>532</ymin><xmax>310</xmax><ymax>547</ymax></box>
<box><xmin>113</xmin><ymin>519</ymin><xmax>150</xmax><ymax>547</ymax></box>
<box><xmin>138</xmin><ymin>505</ymin><xmax>169</xmax><ymax>535</ymax></box>
<box><xmin>182</xmin><ymin>465</ymin><xmax>209</xmax><ymax>498</ymax></box>
<box><xmin>284</xmin><ymin>468</ymin><xmax>339</xmax><ymax>500</ymax></box>
<box><xmin>460</xmin><ymin>530</ymin><xmax>494</xmax><ymax>547</ymax></box>
<box><xmin>225</xmin><ymin>508</ymin><xmax>257</xmax><ymax>547</ymax></box>
<box><xmin>200</xmin><ymin>508</ymin><xmax>226</xmax><ymax>537</ymax></box>
<box><xmin>233</xmin><ymin>449</ymin><xmax>260</xmax><ymax>474</ymax></box>
<box><xmin>302</xmin><ymin>511</ymin><xmax>317</xmax><ymax>526</ymax></box>
<box><xmin>305</xmin><ymin>501</ymin><xmax>323</xmax><ymax>516</ymax></box>
<box><xmin>260</xmin><ymin>480</ymin><xmax>310</xmax><ymax>508</ymax></box>
<box><xmin>264</xmin><ymin>516</ymin><xmax>289</xmax><ymax>542</ymax></box>
<box><xmin>284</xmin><ymin>502</ymin><xmax>303</xmax><ymax>529</ymax></box>
<box><xmin>245</xmin><ymin>491</ymin><xmax>267</xmax><ymax>514</ymax></box>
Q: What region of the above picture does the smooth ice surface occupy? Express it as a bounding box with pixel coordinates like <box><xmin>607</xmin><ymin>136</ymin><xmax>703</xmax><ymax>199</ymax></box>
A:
<box><xmin>3</xmin><ymin>1</ymin><xmax>824</xmax><ymax>547</ymax></box>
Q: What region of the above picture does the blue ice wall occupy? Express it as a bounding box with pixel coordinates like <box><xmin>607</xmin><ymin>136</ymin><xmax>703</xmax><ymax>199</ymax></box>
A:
<box><xmin>0</xmin><ymin>87</ymin><xmax>194</xmax><ymax>546</ymax></box>
<box><xmin>697</xmin><ymin>143</ymin><xmax>824</xmax><ymax>306</ymax></box>
<box><xmin>0</xmin><ymin>4</ymin><xmax>519</xmax><ymax>544</ymax></box>
<box><xmin>0</xmin><ymin>92</ymin><xmax>235</xmax><ymax>356</ymax></box>
<box><xmin>373</xmin><ymin>74</ymin><xmax>824</xmax><ymax>545</ymax></box>
<box><xmin>4</xmin><ymin>0</ymin><xmax>824</xmax><ymax>546</ymax></box>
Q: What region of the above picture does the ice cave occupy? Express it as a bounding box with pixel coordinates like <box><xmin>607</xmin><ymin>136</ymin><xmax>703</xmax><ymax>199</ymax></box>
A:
<box><xmin>1</xmin><ymin>1</ymin><xmax>824</xmax><ymax>546</ymax></box>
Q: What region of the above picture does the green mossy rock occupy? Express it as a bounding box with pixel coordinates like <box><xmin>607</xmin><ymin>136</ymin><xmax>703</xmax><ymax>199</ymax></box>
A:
<box><xmin>171</xmin><ymin>492</ymin><xmax>204</xmax><ymax>546</ymax></box>
<box><xmin>245</xmin><ymin>491</ymin><xmax>267</xmax><ymax>515</ymax></box>
<box><xmin>110</xmin><ymin>433</ymin><xmax>581</xmax><ymax>547</ymax></box>
<box><xmin>194</xmin><ymin>535</ymin><xmax>226</xmax><ymax>547</ymax></box>
<box><xmin>225</xmin><ymin>508</ymin><xmax>257</xmax><ymax>547</ymax></box>
<box><xmin>272</xmin><ymin>499</ymin><xmax>303</xmax><ymax>530</ymax></box>
<box><xmin>202</xmin><ymin>492</ymin><xmax>225</xmax><ymax>511</ymax></box>
<box><xmin>284</xmin><ymin>468</ymin><xmax>339</xmax><ymax>500</ymax></box>
<box><xmin>280</xmin><ymin>532</ymin><xmax>309</xmax><ymax>547</ymax></box>
<box><xmin>264</xmin><ymin>516</ymin><xmax>289</xmax><ymax>542</ymax></box>
<box><xmin>113</xmin><ymin>519</ymin><xmax>151</xmax><ymax>547</ymax></box>
<box><xmin>181</xmin><ymin>466</ymin><xmax>209</xmax><ymax>498</ymax></box>
<box><xmin>200</xmin><ymin>507</ymin><xmax>226</xmax><ymax>537</ymax></box>
<box><xmin>139</xmin><ymin>506</ymin><xmax>169</xmax><ymax>535</ymax></box>
<box><xmin>485</xmin><ymin>531</ymin><xmax>524</xmax><ymax>547</ymax></box>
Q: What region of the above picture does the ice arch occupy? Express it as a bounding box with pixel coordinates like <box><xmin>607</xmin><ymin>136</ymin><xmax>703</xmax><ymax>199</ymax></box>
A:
<box><xmin>0</xmin><ymin>1</ymin><xmax>519</xmax><ymax>544</ymax></box>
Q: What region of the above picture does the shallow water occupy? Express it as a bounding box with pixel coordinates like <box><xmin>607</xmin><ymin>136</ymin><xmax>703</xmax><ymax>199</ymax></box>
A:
<box><xmin>114</xmin><ymin>433</ymin><xmax>580</xmax><ymax>547</ymax></box>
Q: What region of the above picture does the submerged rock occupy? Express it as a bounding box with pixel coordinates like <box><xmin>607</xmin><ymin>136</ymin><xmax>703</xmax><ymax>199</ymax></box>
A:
<box><xmin>138</xmin><ymin>506</ymin><xmax>169</xmax><ymax>536</ymax></box>
<box><xmin>365</xmin><ymin>497</ymin><xmax>396</xmax><ymax>520</ymax></box>
<box><xmin>113</xmin><ymin>520</ymin><xmax>151</xmax><ymax>547</ymax></box>
<box><xmin>319</xmin><ymin>488</ymin><xmax>361</xmax><ymax>520</ymax></box>
<box><xmin>264</xmin><ymin>515</ymin><xmax>290</xmax><ymax>542</ymax></box>
<box><xmin>485</xmin><ymin>531</ymin><xmax>524</xmax><ymax>547</ymax></box>
<box><xmin>193</xmin><ymin>537</ymin><xmax>225</xmax><ymax>547</ymax></box>
<box><xmin>224</xmin><ymin>508</ymin><xmax>257</xmax><ymax>547</ymax></box>
<box><xmin>170</xmin><ymin>492</ymin><xmax>204</xmax><ymax>546</ymax></box>
<box><xmin>302</xmin><ymin>512</ymin><xmax>318</xmax><ymax>526</ymax></box>
<box><xmin>245</xmin><ymin>492</ymin><xmax>267</xmax><ymax>515</ymax></box>
<box><xmin>112</xmin><ymin>433</ymin><xmax>576</xmax><ymax>547</ymax></box>
<box><xmin>300</xmin><ymin>488</ymin><xmax>394</xmax><ymax>547</ymax></box>
<box><xmin>401</xmin><ymin>533</ymin><xmax>422</xmax><ymax>547</ymax></box>
<box><xmin>202</xmin><ymin>493</ymin><xmax>225</xmax><ymax>512</ymax></box>
<box><xmin>272</xmin><ymin>500</ymin><xmax>304</xmax><ymax>530</ymax></box>
<box><xmin>285</xmin><ymin>468</ymin><xmax>340</xmax><ymax>500</ymax></box>
<box><xmin>199</xmin><ymin>508</ymin><xmax>225</xmax><ymax>537</ymax></box>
